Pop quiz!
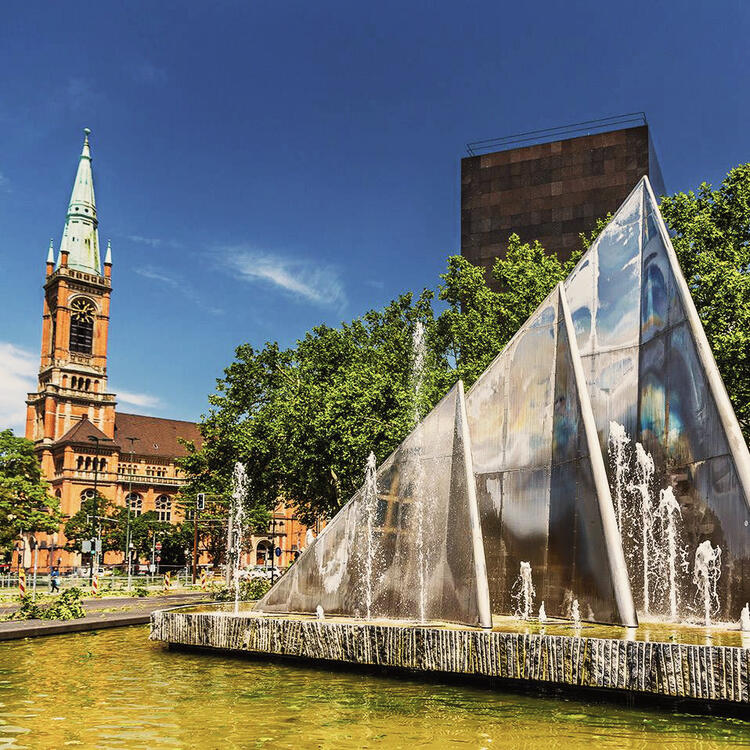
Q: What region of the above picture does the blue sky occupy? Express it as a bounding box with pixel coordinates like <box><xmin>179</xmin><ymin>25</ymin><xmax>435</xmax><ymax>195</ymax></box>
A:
<box><xmin>1</xmin><ymin>1</ymin><xmax>748</xmax><ymax>432</ymax></box>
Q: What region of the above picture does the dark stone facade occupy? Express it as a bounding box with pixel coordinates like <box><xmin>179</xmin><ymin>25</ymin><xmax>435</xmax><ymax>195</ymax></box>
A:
<box><xmin>461</xmin><ymin>125</ymin><xmax>665</xmax><ymax>288</ymax></box>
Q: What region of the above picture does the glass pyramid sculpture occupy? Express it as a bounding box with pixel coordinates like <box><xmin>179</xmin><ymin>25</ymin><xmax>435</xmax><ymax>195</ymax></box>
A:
<box><xmin>258</xmin><ymin>177</ymin><xmax>750</xmax><ymax>627</ymax></box>
<box><xmin>258</xmin><ymin>382</ymin><xmax>492</xmax><ymax>627</ymax></box>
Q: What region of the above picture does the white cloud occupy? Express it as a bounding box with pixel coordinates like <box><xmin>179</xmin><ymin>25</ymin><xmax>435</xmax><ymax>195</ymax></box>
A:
<box><xmin>219</xmin><ymin>247</ymin><xmax>347</xmax><ymax>310</ymax></box>
<box><xmin>114</xmin><ymin>389</ymin><xmax>163</xmax><ymax>410</ymax></box>
<box><xmin>134</xmin><ymin>265</ymin><xmax>223</xmax><ymax>315</ymax></box>
<box><xmin>0</xmin><ymin>343</ymin><xmax>37</xmax><ymax>434</ymax></box>
<box><xmin>0</xmin><ymin>341</ymin><xmax>167</xmax><ymax>431</ymax></box>
<box><xmin>127</xmin><ymin>235</ymin><xmax>183</xmax><ymax>249</ymax></box>
<box><xmin>128</xmin><ymin>61</ymin><xmax>168</xmax><ymax>86</ymax></box>
<box><xmin>0</xmin><ymin>171</ymin><xmax>10</xmax><ymax>192</ymax></box>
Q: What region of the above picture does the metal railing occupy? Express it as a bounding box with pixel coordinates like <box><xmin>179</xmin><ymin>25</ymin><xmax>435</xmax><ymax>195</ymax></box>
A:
<box><xmin>465</xmin><ymin>112</ymin><xmax>648</xmax><ymax>156</ymax></box>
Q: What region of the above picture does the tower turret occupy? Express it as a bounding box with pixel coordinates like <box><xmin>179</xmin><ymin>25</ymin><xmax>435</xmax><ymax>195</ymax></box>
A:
<box><xmin>57</xmin><ymin>128</ymin><xmax>101</xmax><ymax>275</ymax></box>
<box><xmin>26</xmin><ymin>130</ymin><xmax>116</xmax><ymax>458</ymax></box>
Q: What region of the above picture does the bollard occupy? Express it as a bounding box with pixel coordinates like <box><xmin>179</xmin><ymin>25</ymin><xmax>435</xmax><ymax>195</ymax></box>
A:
<box><xmin>18</xmin><ymin>568</ymin><xmax>26</xmax><ymax>598</ymax></box>
<box><xmin>163</xmin><ymin>571</ymin><xmax>171</xmax><ymax>592</ymax></box>
<box><xmin>200</xmin><ymin>569</ymin><xmax>207</xmax><ymax>591</ymax></box>
<box><xmin>92</xmin><ymin>574</ymin><xmax>99</xmax><ymax>596</ymax></box>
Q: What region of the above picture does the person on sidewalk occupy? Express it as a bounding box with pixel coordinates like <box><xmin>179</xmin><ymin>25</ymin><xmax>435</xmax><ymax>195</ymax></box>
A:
<box><xmin>50</xmin><ymin>567</ymin><xmax>61</xmax><ymax>594</ymax></box>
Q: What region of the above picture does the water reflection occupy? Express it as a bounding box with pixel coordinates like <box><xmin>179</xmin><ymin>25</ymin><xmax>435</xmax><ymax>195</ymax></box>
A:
<box><xmin>1</xmin><ymin>627</ymin><xmax>746</xmax><ymax>749</ymax></box>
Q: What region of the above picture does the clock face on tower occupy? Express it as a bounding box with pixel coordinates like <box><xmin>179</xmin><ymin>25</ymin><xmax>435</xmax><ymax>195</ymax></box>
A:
<box><xmin>69</xmin><ymin>297</ymin><xmax>95</xmax><ymax>353</ymax></box>
<box><xmin>71</xmin><ymin>298</ymin><xmax>96</xmax><ymax>323</ymax></box>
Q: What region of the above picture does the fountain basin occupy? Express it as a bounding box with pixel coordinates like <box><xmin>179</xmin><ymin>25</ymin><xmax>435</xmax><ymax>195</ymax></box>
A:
<box><xmin>151</xmin><ymin>607</ymin><xmax>749</xmax><ymax>710</ymax></box>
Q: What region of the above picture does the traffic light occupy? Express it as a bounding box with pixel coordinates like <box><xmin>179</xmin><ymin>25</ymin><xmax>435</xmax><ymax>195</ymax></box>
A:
<box><xmin>196</xmin><ymin>493</ymin><xmax>205</xmax><ymax>511</ymax></box>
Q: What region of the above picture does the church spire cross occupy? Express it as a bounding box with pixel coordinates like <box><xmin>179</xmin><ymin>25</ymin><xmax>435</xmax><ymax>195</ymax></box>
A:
<box><xmin>57</xmin><ymin>128</ymin><xmax>101</xmax><ymax>275</ymax></box>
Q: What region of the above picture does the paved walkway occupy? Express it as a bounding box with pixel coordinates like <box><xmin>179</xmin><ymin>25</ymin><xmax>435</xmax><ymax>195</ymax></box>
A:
<box><xmin>0</xmin><ymin>592</ymin><xmax>206</xmax><ymax>640</ymax></box>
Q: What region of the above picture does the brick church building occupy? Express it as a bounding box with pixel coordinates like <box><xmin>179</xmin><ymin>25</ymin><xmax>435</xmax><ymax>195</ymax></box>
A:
<box><xmin>22</xmin><ymin>131</ymin><xmax>314</xmax><ymax>572</ymax></box>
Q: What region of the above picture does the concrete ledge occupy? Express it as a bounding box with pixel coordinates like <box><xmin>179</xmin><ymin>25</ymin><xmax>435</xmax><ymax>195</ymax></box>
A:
<box><xmin>151</xmin><ymin>611</ymin><xmax>750</xmax><ymax>708</ymax></box>
<box><xmin>0</xmin><ymin>594</ymin><xmax>208</xmax><ymax>641</ymax></box>
<box><xmin>0</xmin><ymin>611</ymin><xmax>152</xmax><ymax>640</ymax></box>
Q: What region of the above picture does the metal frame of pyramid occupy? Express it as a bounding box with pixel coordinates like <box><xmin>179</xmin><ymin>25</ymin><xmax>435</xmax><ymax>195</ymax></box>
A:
<box><xmin>258</xmin><ymin>177</ymin><xmax>750</xmax><ymax>627</ymax></box>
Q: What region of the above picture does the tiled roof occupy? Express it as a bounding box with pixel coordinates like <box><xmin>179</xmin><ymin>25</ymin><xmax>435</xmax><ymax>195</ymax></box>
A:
<box><xmin>114</xmin><ymin>412</ymin><xmax>202</xmax><ymax>459</ymax></box>
<box><xmin>57</xmin><ymin>417</ymin><xmax>116</xmax><ymax>447</ymax></box>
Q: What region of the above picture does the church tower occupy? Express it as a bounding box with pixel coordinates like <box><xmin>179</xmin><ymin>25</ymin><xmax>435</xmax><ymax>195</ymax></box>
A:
<box><xmin>25</xmin><ymin>129</ymin><xmax>117</xmax><ymax>488</ymax></box>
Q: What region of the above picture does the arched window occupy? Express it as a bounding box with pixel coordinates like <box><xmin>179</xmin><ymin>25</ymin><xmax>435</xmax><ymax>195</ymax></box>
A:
<box><xmin>69</xmin><ymin>298</ymin><xmax>95</xmax><ymax>354</ymax></box>
<box><xmin>126</xmin><ymin>492</ymin><xmax>143</xmax><ymax>517</ymax></box>
<box><xmin>80</xmin><ymin>488</ymin><xmax>96</xmax><ymax>506</ymax></box>
<box><xmin>84</xmin><ymin>456</ymin><xmax>91</xmax><ymax>470</ymax></box>
<box><xmin>155</xmin><ymin>495</ymin><xmax>171</xmax><ymax>522</ymax></box>
<box><xmin>76</xmin><ymin>456</ymin><xmax>84</xmax><ymax>470</ymax></box>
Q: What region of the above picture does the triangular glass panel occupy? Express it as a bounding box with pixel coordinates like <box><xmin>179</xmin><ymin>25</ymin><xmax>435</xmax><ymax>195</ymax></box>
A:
<box><xmin>563</xmin><ymin>177</ymin><xmax>750</xmax><ymax>621</ymax></box>
<box><xmin>257</xmin><ymin>383</ymin><xmax>491</xmax><ymax>627</ymax></box>
<box><xmin>465</xmin><ymin>288</ymin><xmax>635</xmax><ymax>625</ymax></box>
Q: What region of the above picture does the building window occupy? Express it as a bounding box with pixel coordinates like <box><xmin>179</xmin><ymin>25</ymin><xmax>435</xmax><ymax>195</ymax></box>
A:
<box><xmin>69</xmin><ymin>298</ymin><xmax>95</xmax><ymax>354</ymax></box>
<box><xmin>256</xmin><ymin>540</ymin><xmax>272</xmax><ymax>566</ymax></box>
<box><xmin>80</xmin><ymin>488</ymin><xmax>96</xmax><ymax>504</ymax></box>
<box><xmin>155</xmin><ymin>495</ymin><xmax>171</xmax><ymax>522</ymax></box>
<box><xmin>126</xmin><ymin>493</ymin><xmax>143</xmax><ymax>517</ymax></box>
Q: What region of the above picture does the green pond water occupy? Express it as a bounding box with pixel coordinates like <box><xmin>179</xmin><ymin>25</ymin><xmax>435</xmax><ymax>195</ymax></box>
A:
<box><xmin>0</xmin><ymin>626</ymin><xmax>748</xmax><ymax>749</ymax></box>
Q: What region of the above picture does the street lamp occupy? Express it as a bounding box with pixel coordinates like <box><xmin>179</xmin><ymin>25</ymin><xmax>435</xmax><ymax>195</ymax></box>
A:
<box><xmin>124</xmin><ymin>436</ymin><xmax>139</xmax><ymax>591</ymax></box>
<box><xmin>87</xmin><ymin>435</ymin><xmax>102</xmax><ymax>584</ymax></box>
<box><xmin>270</xmin><ymin>515</ymin><xmax>277</xmax><ymax>585</ymax></box>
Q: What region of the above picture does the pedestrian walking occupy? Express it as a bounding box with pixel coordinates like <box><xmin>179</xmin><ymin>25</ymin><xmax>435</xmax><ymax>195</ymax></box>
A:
<box><xmin>50</xmin><ymin>567</ymin><xmax>61</xmax><ymax>594</ymax></box>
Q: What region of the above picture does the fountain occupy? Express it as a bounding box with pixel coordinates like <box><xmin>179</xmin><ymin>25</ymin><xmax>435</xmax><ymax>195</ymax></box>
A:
<box><xmin>411</xmin><ymin>321</ymin><xmax>428</xmax><ymax>623</ymax></box>
<box><xmin>741</xmin><ymin>603</ymin><xmax>750</xmax><ymax>633</ymax></box>
<box><xmin>608</xmin><ymin>421</ymin><xmax>630</xmax><ymax>531</ymax></box>
<box><xmin>513</xmin><ymin>562</ymin><xmax>535</xmax><ymax>620</ymax></box>
<box><xmin>362</xmin><ymin>452</ymin><xmax>378</xmax><ymax>620</ymax></box>
<box><xmin>153</xmin><ymin>178</ymin><xmax>750</xmax><ymax>711</ymax></box>
<box><xmin>629</xmin><ymin>442</ymin><xmax>655</xmax><ymax>616</ymax></box>
<box><xmin>570</xmin><ymin>598</ymin><xmax>581</xmax><ymax>628</ymax></box>
<box><xmin>693</xmin><ymin>541</ymin><xmax>722</xmax><ymax>627</ymax></box>
<box><xmin>606</xmin><ymin>423</ymin><xmax>692</xmax><ymax>622</ymax></box>
<box><xmin>226</xmin><ymin>462</ymin><xmax>248</xmax><ymax>613</ymax></box>
<box><xmin>657</xmin><ymin>487</ymin><xmax>682</xmax><ymax>620</ymax></box>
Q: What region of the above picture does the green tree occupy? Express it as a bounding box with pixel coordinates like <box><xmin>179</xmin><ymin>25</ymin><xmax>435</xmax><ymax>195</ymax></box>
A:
<box><xmin>435</xmin><ymin>236</ymin><xmax>579</xmax><ymax>388</ymax></box>
<box><xmin>63</xmin><ymin>492</ymin><xmax>117</xmax><ymax>553</ymax></box>
<box><xmin>0</xmin><ymin>430</ymin><xmax>60</xmax><ymax>556</ymax></box>
<box><xmin>659</xmin><ymin>164</ymin><xmax>750</xmax><ymax>439</ymax></box>
<box><xmin>183</xmin><ymin>162</ymin><xmax>750</xmax><ymax>526</ymax></box>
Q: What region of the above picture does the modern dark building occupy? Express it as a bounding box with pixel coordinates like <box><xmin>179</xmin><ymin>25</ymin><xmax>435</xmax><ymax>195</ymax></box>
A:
<box><xmin>460</xmin><ymin>114</ymin><xmax>665</xmax><ymax>286</ymax></box>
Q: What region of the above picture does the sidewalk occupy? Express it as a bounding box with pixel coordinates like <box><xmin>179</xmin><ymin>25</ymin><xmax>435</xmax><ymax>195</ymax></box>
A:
<box><xmin>0</xmin><ymin>592</ymin><xmax>206</xmax><ymax>640</ymax></box>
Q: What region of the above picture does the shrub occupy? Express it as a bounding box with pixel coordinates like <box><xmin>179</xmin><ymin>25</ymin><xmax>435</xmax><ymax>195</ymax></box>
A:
<box><xmin>210</xmin><ymin>576</ymin><xmax>272</xmax><ymax>602</ymax></box>
<box><xmin>10</xmin><ymin>588</ymin><xmax>85</xmax><ymax>621</ymax></box>
<box><xmin>133</xmin><ymin>582</ymin><xmax>149</xmax><ymax>597</ymax></box>
<box><xmin>42</xmin><ymin>588</ymin><xmax>85</xmax><ymax>620</ymax></box>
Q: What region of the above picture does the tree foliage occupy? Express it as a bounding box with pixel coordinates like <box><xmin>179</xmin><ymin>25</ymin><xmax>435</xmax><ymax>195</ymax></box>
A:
<box><xmin>181</xmin><ymin>241</ymin><xmax>573</xmax><ymax>525</ymax></box>
<box><xmin>182</xmin><ymin>164</ymin><xmax>750</xmax><ymax>527</ymax></box>
<box><xmin>660</xmin><ymin>165</ymin><xmax>750</xmax><ymax>439</ymax></box>
<box><xmin>0</xmin><ymin>430</ymin><xmax>60</xmax><ymax>556</ymax></box>
<box><xmin>64</xmin><ymin>495</ymin><xmax>191</xmax><ymax>566</ymax></box>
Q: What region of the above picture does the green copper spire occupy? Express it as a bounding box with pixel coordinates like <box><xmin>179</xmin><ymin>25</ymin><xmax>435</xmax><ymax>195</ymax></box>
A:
<box><xmin>57</xmin><ymin>128</ymin><xmax>101</xmax><ymax>275</ymax></box>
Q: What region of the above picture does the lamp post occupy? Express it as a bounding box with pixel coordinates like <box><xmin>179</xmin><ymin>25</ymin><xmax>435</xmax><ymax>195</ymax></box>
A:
<box><xmin>124</xmin><ymin>436</ymin><xmax>139</xmax><ymax>592</ymax></box>
<box><xmin>270</xmin><ymin>515</ymin><xmax>277</xmax><ymax>585</ymax></box>
<box><xmin>87</xmin><ymin>435</ymin><xmax>102</xmax><ymax>584</ymax></box>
